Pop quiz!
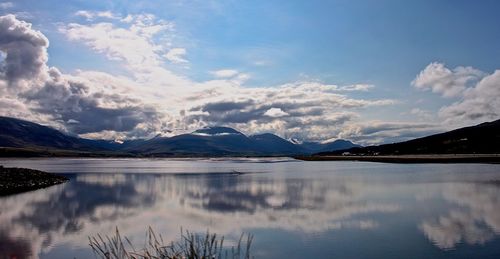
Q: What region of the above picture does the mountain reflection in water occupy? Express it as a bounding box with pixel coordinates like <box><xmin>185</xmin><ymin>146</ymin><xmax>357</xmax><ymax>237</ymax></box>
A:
<box><xmin>0</xmin><ymin>159</ymin><xmax>500</xmax><ymax>258</ymax></box>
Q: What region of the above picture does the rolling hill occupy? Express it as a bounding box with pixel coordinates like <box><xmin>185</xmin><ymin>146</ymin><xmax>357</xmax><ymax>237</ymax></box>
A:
<box><xmin>0</xmin><ymin>116</ymin><xmax>111</xmax><ymax>152</ymax></box>
<box><xmin>318</xmin><ymin>119</ymin><xmax>500</xmax><ymax>155</ymax></box>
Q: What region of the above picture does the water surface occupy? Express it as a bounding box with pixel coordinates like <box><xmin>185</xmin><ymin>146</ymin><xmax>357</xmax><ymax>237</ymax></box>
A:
<box><xmin>1</xmin><ymin>158</ymin><xmax>500</xmax><ymax>258</ymax></box>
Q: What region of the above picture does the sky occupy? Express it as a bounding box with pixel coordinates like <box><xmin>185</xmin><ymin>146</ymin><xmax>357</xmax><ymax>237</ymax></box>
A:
<box><xmin>0</xmin><ymin>0</ymin><xmax>499</xmax><ymax>144</ymax></box>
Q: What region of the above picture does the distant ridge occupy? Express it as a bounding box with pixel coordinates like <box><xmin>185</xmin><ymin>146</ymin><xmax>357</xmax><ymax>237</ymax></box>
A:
<box><xmin>0</xmin><ymin>116</ymin><xmax>358</xmax><ymax>157</ymax></box>
<box><xmin>300</xmin><ymin>139</ymin><xmax>360</xmax><ymax>153</ymax></box>
<box><xmin>318</xmin><ymin>119</ymin><xmax>500</xmax><ymax>156</ymax></box>
<box><xmin>0</xmin><ymin>116</ymin><xmax>110</xmax><ymax>152</ymax></box>
<box><xmin>6</xmin><ymin>116</ymin><xmax>500</xmax><ymax>158</ymax></box>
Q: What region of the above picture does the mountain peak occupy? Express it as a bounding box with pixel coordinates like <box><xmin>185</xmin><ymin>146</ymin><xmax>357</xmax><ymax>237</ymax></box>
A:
<box><xmin>192</xmin><ymin>126</ymin><xmax>243</xmax><ymax>136</ymax></box>
<box><xmin>321</xmin><ymin>139</ymin><xmax>354</xmax><ymax>145</ymax></box>
<box><xmin>251</xmin><ymin>133</ymin><xmax>280</xmax><ymax>139</ymax></box>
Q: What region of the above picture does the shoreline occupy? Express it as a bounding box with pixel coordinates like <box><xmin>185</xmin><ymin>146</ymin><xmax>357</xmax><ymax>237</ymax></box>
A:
<box><xmin>2</xmin><ymin>153</ymin><xmax>500</xmax><ymax>164</ymax></box>
<box><xmin>294</xmin><ymin>154</ymin><xmax>500</xmax><ymax>164</ymax></box>
<box><xmin>0</xmin><ymin>166</ymin><xmax>69</xmax><ymax>196</ymax></box>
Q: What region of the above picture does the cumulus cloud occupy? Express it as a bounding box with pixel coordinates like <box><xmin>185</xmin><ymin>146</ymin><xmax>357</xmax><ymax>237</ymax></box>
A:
<box><xmin>0</xmin><ymin>14</ymin><xmax>48</xmax><ymax>86</ymax></box>
<box><xmin>0</xmin><ymin>15</ymin><xmax>165</xmax><ymax>137</ymax></box>
<box><xmin>439</xmin><ymin>70</ymin><xmax>500</xmax><ymax>124</ymax></box>
<box><xmin>412</xmin><ymin>62</ymin><xmax>485</xmax><ymax>98</ymax></box>
<box><xmin>414</xmin><ymin>62</ymin><xmax>500</xmax><ymax>126</ymax></box>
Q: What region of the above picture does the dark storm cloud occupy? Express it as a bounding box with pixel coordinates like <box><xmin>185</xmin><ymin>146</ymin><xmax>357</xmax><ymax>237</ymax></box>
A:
<box><xmin>195</xmin><ymin>100</ymin><xmax>255</xmax><ymax>112</ymax></box>
<box><xmin>183</xmin><ymin>97</ymin><xmax>360</xmax><ymax>142</ymax></box>
<box><xmin>22</xmin><ymin>68</ymin><xmax>161</xmax><ymax>134</ymax></box>
<box><xmin>188</xmin><ymin>99</ymin><xmax>332</xmax><ymax>125</ymax></box>
<box><xmin>285</xmin><ymin>113</ymin><xmax>355</xmax><ymax>129</ymax></box>
<box><xmin>189</xmin><ymin>99</ymin><xmax>267</xmax><ymax>124</ymax></box>
<box><xmin>0</xmin><ymin>15</ymin><xmax>163</xmax><ymax>136</ymax></box>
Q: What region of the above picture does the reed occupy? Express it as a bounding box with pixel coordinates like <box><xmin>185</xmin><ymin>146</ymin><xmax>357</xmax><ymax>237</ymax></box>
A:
<box><xmin>89</xmin><ymin>226</ymin><xmax>253</xmax><ymax>259</ymax></box>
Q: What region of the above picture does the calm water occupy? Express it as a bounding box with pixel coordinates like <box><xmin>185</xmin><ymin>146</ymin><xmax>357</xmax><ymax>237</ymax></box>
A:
<box><xmin>1</xmin><ymin>158</ymin><xmax>500</xmax><ymax>258</ymax></box>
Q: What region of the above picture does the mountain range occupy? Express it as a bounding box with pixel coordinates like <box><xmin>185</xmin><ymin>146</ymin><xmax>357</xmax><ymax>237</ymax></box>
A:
<box><xmin>318</xmin><ymin>119</ymin><xmax>500</xmax><ymax>156</ymax></box>
<box><xmin>0</xmin><ymin>116</ymin><xmax>359</xmax><ymax>157</ymax></box>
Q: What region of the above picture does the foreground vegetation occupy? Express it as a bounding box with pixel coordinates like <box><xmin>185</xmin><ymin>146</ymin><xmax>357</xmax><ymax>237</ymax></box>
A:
<box><xmin>89</xmin><ymin>227</ymin><xmax>253</xmax><ymax>259</ymax></box>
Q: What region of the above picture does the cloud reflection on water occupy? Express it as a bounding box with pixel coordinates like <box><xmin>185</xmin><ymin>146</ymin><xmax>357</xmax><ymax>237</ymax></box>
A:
<box><xmin>419</xmin><ymin>183</ymin><xmax>500</xmax><ymax>249</ymax></box>
<box><xmin>1</xmin><ymin>164</ymin><xmax>500</xmax><ymax>258</ymax></box>
<box><xmin>0</xmin><ymin>173</ymin><xmax>398</xmax><ymax>258</ymax></box>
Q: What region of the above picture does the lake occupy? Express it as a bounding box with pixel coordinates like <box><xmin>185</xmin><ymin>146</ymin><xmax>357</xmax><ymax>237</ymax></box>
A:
<box><xmin>1</xmin><ymin>158</ymin><xmax>500</xmax><ymax>258</ymax></box>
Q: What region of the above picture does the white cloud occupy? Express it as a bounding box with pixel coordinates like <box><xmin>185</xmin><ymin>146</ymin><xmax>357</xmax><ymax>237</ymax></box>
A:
<box><xmin>121</xmin><ymin>15</ymin><xmax>134</xmax><ymax>23</ymax></box>
<box><xmin>164</xmin><ymin>48</ymin><xmax>188</xmax><ymax>63</ymax></box>
<box><xmin>207</xmin><ymin>69</ymin><xmax>250</xmax><ymax>84</ymax></box>
<box><xmin>96</xmin><ymin>11</ymin><xmax>119</xmax><ymax>19</ymax></box>
<box><xmin>234</xmin><ymin>72</ymin><xmax>250</xmax><ymax>82</ymax></box>
<box><xmin>264</xmin><ymin>107</ymin><xmax>289</xmax><ymax>118</ymax></box>
<box><xmin>59</xmin><ymin>14</ymin><xmax>191</xmax><ymax>90</ymax></box>
<box><xmin>210</xmin><ymin>69</ymin><xmax>239</xmax><ymax>78</ymax></box>
<box><xmin>439</xmin><ymin>70</ymin><xmax>500</xmax><ymax>125</ymax></box>
<box><xmin>61</xmin><ymin>22</ymin><xmax>164</xmax><ymax>68</ymax></box>
<box><xmin>1</xmin><ymin>14</ymin><xmax>402</xmax><ymax>142</ymax></box>
<box><xmin>0</xmin><ymin>14</ymin><xmax>48</xmax><ymax>86</ymax></box>
<box><xmin>414</xmin><ymin>62</ymin><xmax>500</xmax><ymax>126</ymax></box>
<box><xmin>74</xmin><ymin>10</ymin><xmax>120</xmax><ymax>21</ymax></box>
<box><xmin>74</xmin><ymin>10</ymin><xmax>93</xmax><ymax>20</ymax></box>
<box><xmin>412</xmin><ymin>62</ymin><xmax>485</xmax><ymax>98</ymax></box>
<box><xmin>338</xmin><ymin>84</ymin><xmax>374</xmax><ymax>91</ymax></box>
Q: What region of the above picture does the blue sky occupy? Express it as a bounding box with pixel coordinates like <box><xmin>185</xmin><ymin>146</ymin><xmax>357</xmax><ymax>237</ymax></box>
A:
<box><xmin>1</xmin><ymin>0</ymin><xmax>499</xmax><ymax>143</ymax></box>
<box><xmin>19</xmin><ymin>0</ymin><xmax>500</xmax><ymax>83</ymax></box>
